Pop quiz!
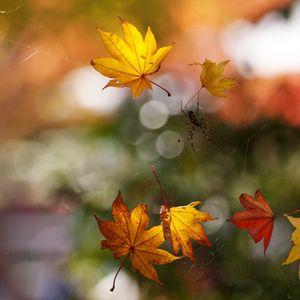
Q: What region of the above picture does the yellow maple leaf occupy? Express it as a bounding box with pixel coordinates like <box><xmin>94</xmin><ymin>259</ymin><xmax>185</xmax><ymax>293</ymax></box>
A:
<box><xmin>160</xmin><ymin>201</ymin><xmax>215</xmax><ymax>262</ymax></box>
<box><xmin>91</xmin><ymin>18</ymin><xmax>173</xmax><ymax>98</ymax></box>
<box><xmin>282</xmin><ymin>215</ymin><xmax>300</xmax><ymax>279</ymax></box>
<box><xmin>191</xmin><ymin>59</ymin><xmax>237</xmax><ymax>97</ymax></box>
<box><xmin>95</xmin><ymin>191</ymin><xmax>180</xmax><ymax>290</ymax></box>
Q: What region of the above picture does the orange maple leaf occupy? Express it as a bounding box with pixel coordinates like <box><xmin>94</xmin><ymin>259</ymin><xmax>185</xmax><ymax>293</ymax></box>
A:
<box><xmin>95</xmin><ymin>191</ymin><xmax>180</xmax><ymax>290</ymax></box>
<box><xmin>160</xmin><ymin>202</ymin><xmax>215</xmax><ymax>262</ymax></box>
<box><xmin>91</xmin><ymin>18</ymin><xmax>172</xmax><ymax>98</ymax></box>
<box><xmin>228</xmin><ymin>190</ymin><xmax>274</xmax><ymax>254</ymax></box>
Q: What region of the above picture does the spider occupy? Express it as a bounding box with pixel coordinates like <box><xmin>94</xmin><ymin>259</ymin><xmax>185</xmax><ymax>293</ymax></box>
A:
<box><xmin>181</xmin><ymin>101</ymin><xmax>217</xmax><ymax>149</ymax></box>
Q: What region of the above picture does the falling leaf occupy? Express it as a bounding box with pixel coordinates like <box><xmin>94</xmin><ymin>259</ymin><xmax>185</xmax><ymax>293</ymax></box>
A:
<box><xmin>282</xmin><ymin>215</ymin><xmax>300</xmax><ymax>279</ymax></box>
<box><xmin>91</xmin><ymin>18</ymin><xmax>173</xmax><ymax>98</ymax></box>
<box><xmin>191</xmin><ymin>59</ymin><xmax>237</xmax><ymax>97</ymax></box>
<box><xmin>228</xmin><ymin>190</ymin><xmax>274</xmax><ymax>254</ymax></box>
<box><xmin>160</xmin><ymin>201</ymin><xmax>215</xmax><ymax>262</ymax></box>
<box><xmin>95</xmin><ymin>191</ymin><xmax>180</xmax><ymax>290</ymax></box>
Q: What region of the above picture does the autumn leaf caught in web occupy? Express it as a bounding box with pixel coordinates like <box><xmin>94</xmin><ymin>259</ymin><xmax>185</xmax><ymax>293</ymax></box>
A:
<box><xmin>282</xmin><ymin>215</ymin><xmax>300</xmax><ymax>279</ymax></box>
<box><xmin>94</xmin><ymin>191</ymin><xmax>180</xmax><ymax>291</ymax></box>
<box><xmin>191</xmin><ymin>59</ymin><xmax>237</xmax><ymax>97</ymax></box>
<box><xmin>160</xmin><ymin>201</ymin><xmax>215</xmax><ymax>262</ymax></box>
<box><xmin>152</xmin><ymin>166</ymin><xmax>214</xmax><ymax>262</ymax></box>
<box><xmin>228</xmin><ymin>190</ymin><xmax>274</xmax><ymax>254</ymax></box>
<box><xmin>91</xmin><ymin>18</ymin><xmax>173</xmax><ymax>98</ymax></box>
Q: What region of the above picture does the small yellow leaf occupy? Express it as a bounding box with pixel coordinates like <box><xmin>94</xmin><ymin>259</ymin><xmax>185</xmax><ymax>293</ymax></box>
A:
<box><xmin>282</xmin><ymin>215</ymin><xmax>300</xmax><ymax>279</ymax></box>
<box><xmin>192</xmin><ymin>59</ymin><xmax>237</xmax><ymax>97</ymax></box>
<box><xmin>91</xmin><ymin>18</ymin><xmax>172</xmax><ymax>98</ymax></box>
<box><xmin>160</xmin><ymin>201</ymin><xmax>215</xmax><ymax>262</ymax></box>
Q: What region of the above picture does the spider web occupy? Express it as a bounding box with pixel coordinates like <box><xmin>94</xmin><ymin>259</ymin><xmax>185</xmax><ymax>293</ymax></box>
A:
<box><xmin>180</xmin><ymin>95</ymin><xmax>273</xmax><ymax>177</ymax></box>
<box><xmin>1</xmin><ymin>4</ymin><xmax>89</xmax><ymax>69</ymax></box>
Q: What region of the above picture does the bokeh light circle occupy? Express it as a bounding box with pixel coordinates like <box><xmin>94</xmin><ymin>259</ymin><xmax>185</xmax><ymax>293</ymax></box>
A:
<box><xmin>156</xmin><ymin>130</ymin><xmax>183</xmax><ymax>159</ymax></box>
<box><xmin>136</xmin><ymin>132</ymin><xmax>159</xmax><ymax>161</ymax></box>
<box><xmin>139</xmin><ymin>101</ymin><xmax>169</xmax><ymax>129</ymax></box>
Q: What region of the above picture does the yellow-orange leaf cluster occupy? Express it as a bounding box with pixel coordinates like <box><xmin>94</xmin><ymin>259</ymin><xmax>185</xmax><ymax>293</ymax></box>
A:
<box><xmin>95</xmin><ymin>191</ymin><xmax>215</xmax><ymax>288</ymax></box>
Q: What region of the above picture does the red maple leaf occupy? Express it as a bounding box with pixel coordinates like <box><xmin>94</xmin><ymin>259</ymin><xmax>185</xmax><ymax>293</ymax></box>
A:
<box><xmin>228</xmin><ymin>190</ymin><xmax>274</xmax><ymax>254</ymax></box>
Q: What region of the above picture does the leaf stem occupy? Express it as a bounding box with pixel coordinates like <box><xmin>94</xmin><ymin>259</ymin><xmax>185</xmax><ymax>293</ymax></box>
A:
<box><xmin>184</xmin><ymin>86</ymin><xmax>203</xmax><ymax>109</ymax></box>
<box><xmin>151</xmin><ymin>165</ymin><xmax>168</xmax><ymax>208</ymax></box>
<box><xmin>110</xmin><ymin>252</ymin><xmax>131</xmax><ymax>292</ymax></box>
<box><xmin>277</xmin><ymin>208</ymin><xmax>300</xmax><ymax>218</ymax></box>
<box><xmin>149</xmin><ymin>80</ymin><xmax>171</xmax><ymax>97</ymax></box>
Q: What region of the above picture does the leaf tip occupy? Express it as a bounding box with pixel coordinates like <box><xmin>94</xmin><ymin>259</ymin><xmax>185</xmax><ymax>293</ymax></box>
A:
<box><xmin>118</xmin><ymin>16</ymin><xmax>125</xmax><ymax>23</ymax></box>
<box><xmin>156</xmin><ymin>278</ymin><xmax>164</xmax><ymax>286</ymax></box>
<box><xmin>281</xmin><ymin>260</ymin><xmax>288</xmax><ymax>266</ymax></box>
<box><xmin>189</xmin><ymin>62</ymin><xmax>202</xmax><ymax>67</ymax></box>
<box><xmin>206</xmin><ymin>240</ymin><xmax>213</xmax><ymax>247</ymax></box>
<box><xmin>255</xmin><ymin>189</ymin><xmax>262</xmax><ymax>196</ymax></box>
<box><xmin>239</xmin><ymin>192</ymin><xmax>245</xmax><ymax>198</ymax></box>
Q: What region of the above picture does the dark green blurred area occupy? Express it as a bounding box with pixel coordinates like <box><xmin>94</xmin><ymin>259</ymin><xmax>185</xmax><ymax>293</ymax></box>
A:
<box><xmin>1</xmin><ymin>0</ymin><xmax>300</xmax><ymax>299</ymax></box>
<box><xmin>0</xmin><ymin>0</ymin><xmax>174</xmax><ymax>38</ymax></box>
